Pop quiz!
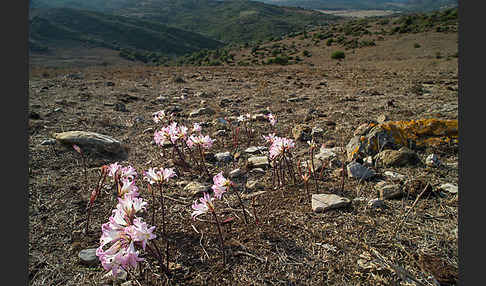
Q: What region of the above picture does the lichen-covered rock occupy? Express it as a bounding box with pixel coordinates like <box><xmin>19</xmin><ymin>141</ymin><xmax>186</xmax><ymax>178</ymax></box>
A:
<box><xmin>346</xmin><ymin>119</ymin><xmax>458</xmax><ymax>161</ymax></box>
<box><xmin>53</xmin><ymin>131</ymin><xmax>128</xmax><ymax>159</ymax></box>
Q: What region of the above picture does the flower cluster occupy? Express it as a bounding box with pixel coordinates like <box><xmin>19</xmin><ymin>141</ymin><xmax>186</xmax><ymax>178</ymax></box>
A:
<box><xmin>191</xmin><ymin>172</ymin><xmax>231</xmax><ymax>219</ymax></box>
<box><xmin>152</xmin><ymin>110</ymin><xmax>173</xmax><ymax>124</ymax></box>
<box><xmin>96</xmin><ymin>184</ymin><xmax>156</xmax><ymax>278</ymax></box>
<box><xmin>268</xmin><ymin>136</ymin><xmax>295</xmax><ymax>160</ymax></box>
<box><xmin>186</xmin><ymin>134</ymin><xmax>215</xmax><ymax>150</ymax></box>
<box><xmin>143</xmin><ymin>167</ymin><xmax>177</xmax><ymax>185</ymax></box>
<box><xmin>154</xmin><ymin>122</ymin><xmax>188</xmax><ymax>146</ymax></box>
<box><xmin>106</xmin><ymin>162</ymin><xmax>139</xmax><ymax>198</ymax></box>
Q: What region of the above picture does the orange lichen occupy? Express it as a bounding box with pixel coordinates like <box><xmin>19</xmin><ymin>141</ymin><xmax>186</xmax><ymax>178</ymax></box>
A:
<box><xmin>379</xmin><ymin>118</ymin><xmax>458</xmax><ymax>147</ymax></box>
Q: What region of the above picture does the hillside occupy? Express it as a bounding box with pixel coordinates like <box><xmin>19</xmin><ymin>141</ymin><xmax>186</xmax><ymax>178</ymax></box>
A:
<box><xmin>175</xmin><ymin>7</ymin><xmax>458</xmax><ymax>66</ymax></box>
<box><xmin>256</xmin><ymin>0</ymin><xmax>458</xmax><ymax>12</ymax></box>
<box><xmin>29</xmin><ymin>7</ymin><xmax>224</xmax><ymax>59</ymax></box>
<box><xmin>31</xmin><ymin>0</ymin><xmax>339</xmax><ymax>44</ymax></box>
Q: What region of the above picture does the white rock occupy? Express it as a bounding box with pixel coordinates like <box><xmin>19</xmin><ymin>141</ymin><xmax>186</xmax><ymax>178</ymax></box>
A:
<box><xmin>384</xmin><ymin>171</ymin><xmax>406</xmax><ymax>181</ymax></box>
<box><xmin>229</xmin><ymin>168</ymin><xmax>243</xmax><ymax>178</ymax></box>
<box><xmin>78</xmin><ymin>248</ymin><xmax>99</xmax><ymax>266</ymax></box>
<box><xmin>368</xmin><ymin>198</ymin><xmax>386</xmax><ymax>209</ymax></box>
<box><xmin>439</xmin><ymin>183</ymin><xmax>458</xmax><ymax>194</ymax></box>
<box><xmin>215</xmin><ymin>151</ymin><xmax>232</xmax><ymax>162</ymax></box>
<box><xmin>244</xmin><ymin>146</ymin><xmax>267</xmax><ymax>154</ymax></box>
<box><xmin>248</xmin><ymin>156</ymin><xmax>269</xmax><ymax>168</ymax></box>
<box><xmin>312</xmin><ymin>194</ymin><xmax>351</xmax><ymax>213</ymax></box>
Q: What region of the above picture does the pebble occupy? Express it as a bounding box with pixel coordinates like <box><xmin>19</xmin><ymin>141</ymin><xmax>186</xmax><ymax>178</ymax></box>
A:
<box><xmin>439</xmin><ymin>183</ymin><xmax>458</xmax><ymax>194</ymax></box>
<box><xmin>311</xmin><ymin>194</ymin><xmax>351</xmax><ymax>213</ymax></box>
<box><xmin>78</xmin><ymin>248</ymin><xmax>99</xmax><ymax>266</ymax></box>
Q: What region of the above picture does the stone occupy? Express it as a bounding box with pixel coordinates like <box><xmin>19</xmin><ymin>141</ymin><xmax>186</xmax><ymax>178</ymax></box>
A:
<box><xmin>347</xmin><ymin>162</ymin><xmax>376</xmax><ymax>180</ymax></box>
<box><xmin>426</xmin><ymin>154</ymin><xmax>441</xmax><ymax>167</ymax></box>
<box><xmin>189</xmin><ymin>107</ymin><xmax>215</xmax><ymax>117</ymax></box>
<box><xmin>229</xmin><ymin>168</ymin><xmax>243</xmax><ymax>179</ymax></box>
<box><xmin>374</xmin><ymin>147</ymin><xmax>419</xmax><ymax>167</ymax></box>
<box><xmin>244</xmin><ymin>146</ymin><xmax>267</xmax><ymax>154</ymax></box>
<box><xmin>114</xmin><ymin>103</ymin><xmax>127</xmax><ymax>112</ymax></box>
<box><xmin>215</xmin><ymin>151</ymin><xmax>233</xmax><ymax>163</ymax></box>
<box><xmin>183</xmin><ymin>182</ymin><xmax>211</xmax><ymax>196</ymax></box>
<box><xmin>78</xmin><ymin>248</ymin><xmax>99</xmax><ymax>266</ymax></box>
<box><xmin>375</xmin><ymin>182</ymin><xmax>404</xmax><ymax>199</ymax></box>
<box><xmin>439</xmin><ymin>183</ymin><xmax>458</xmax><ymax>194</ymax></box>
<box><xmin>311</xmin><ymin>127</ymin><xmax>325</xmax><ymax>137</ymax></box>
<box><xmin>384</xmin><ymin>171</ymin><xmax>406</xmax><ymax>181</ymax></box>
<box><xmin>40</xmin><ymin>139</ymin><xmax>57</xmax><ymax>146</ymax></box>
<box><xmin>368</xmin><ymin>198</ymin><xmax>386</xmax><ymax>209</ymax></box>
<box><xmin>53</xmin><ymin>131</ymin><xmax>128</xmax><ymax>159</ymax></box>
<box><xmin>247</xmin><ymin>156</ymin><xmax>269</xmax><ymax>169</ymax></box>
<box><xmin>248</xmin><ymin>168</ymin><xmax>266</xmax><ymax>177</ymax></box>
<box><xmin>196</xmin><ymin>91</ymin><xmax>213</xmax><ymax>98</ymax></box>
<box><xmin>246</xmin><ymin>180</ymin><xmax>265</xmax><ymax>191</ymax></box>
<box><xmin>363</xmin><ymin>156</ymin><xmax>374</xmax><ymax>166</ymax></box>
<box><xmin>346</xmin><ymin>119</ymin><xmax>458</xmax><ymax>161</ymax></box>
<box><xmin>312</xmin><ymin>194</ymin><xmax>351</xmax><ymax>213</ymax></box>
<box><xmin>287</xmin><ymin>96</ymin><xmax>309</xmax><ymax>103</ymax></box>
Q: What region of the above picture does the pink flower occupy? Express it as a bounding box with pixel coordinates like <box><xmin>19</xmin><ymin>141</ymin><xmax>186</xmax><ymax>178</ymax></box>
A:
<box><xmin>211</xmin><ymin>172</ymin><xmax>231</xmax><ymax>199</ymax></box>
<box><xmin>73</xmin><ymin>144</ymin><xmax>82</xmax><ymax>154</ymax></box>
<box><xmin>191</xmin><ymin>192</ymin><xmax>214</xmax><ymax>220</ymax></box>
<box><xmin>120</xmin><ymin>166</ymin><xmax>137</xmax><ymax>181</ymax></box>
<box><xmin>107</xmin><ymin>162</ymin><xmax>121</xmax><ymax>178</ymax></box>
<box><xmin>119</xmin><ymin>178</ymin><xmax>139</xmax><ymax>198</ymax></box>
<box><xmin>162</xmin><ymin>167</ymin><xmax>177</xmax><ymax>182</ymax></box>
<box><xmin>269</xmin><ymin>137</ymin><xmax>295</xmax><ymax>160</ymax></box>
<box><xmin>262</xmin><ymin>133</ymin><xmax>277</xmax><ymax>145</ymax></box>
<box><xmin>265</xmin><ymin>113</ymin><xmax>276</xmax><ymax>126</ymax></box>
<box><xmin>126</xmin><ymin>218</ymin><xmax>156</xmax><ymax>250</ymax></box>
<box><xmin>193</xmin><ymin>122</ymin><xmax>202</xmax><ymax>133</ymax></box>
<box><xmin>186</xmin><ymin>134</ymin><xmax>215</xmax><ymax>150</ymax></box>
<box><xmin>144</xmin><ymin>167</ymin><xmax>176</xmax><ymax>184</ymax></box>
<box><xmin>116</xmin><ymin>195</ymin><xmax>147</xmax><ymax>219</ymax></box>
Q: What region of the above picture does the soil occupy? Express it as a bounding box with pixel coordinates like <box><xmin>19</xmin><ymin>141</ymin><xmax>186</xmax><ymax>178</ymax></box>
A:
<box><xmin>28</xmin><ymin>27</ymin><xmax>458</xmax><ymax>285</ymax></box>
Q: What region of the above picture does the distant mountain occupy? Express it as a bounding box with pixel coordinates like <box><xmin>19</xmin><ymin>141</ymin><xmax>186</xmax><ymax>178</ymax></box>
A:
<box><xmin>32</xmin><ymin>0</ymin><xmax>339</xmax><ymax>43</ymax></box>
<box><xmin>29</xmin><ymin>7</ymin><xmax>224</xmax><ymax>57</ymax></box>
<box><xmin>255</xmin><ymin>0</ymin><xmax>458</xmax><ymax>12</ymax></box>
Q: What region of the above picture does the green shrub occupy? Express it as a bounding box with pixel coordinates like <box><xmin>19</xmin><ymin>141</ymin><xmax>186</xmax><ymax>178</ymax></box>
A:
<box><xmin>331</xmin><ymin>50</ymin><xmax>345</xmax><ymax>60</ymax></box>
<box><xmin>326</xmin><ymin>38</ymin><xmax>334</xmax><ymax>46</ymax></box>
<box><xmin>414</xmin><ymin>43</ymin><xmax>421</xmax><ymax>48</ymax></box>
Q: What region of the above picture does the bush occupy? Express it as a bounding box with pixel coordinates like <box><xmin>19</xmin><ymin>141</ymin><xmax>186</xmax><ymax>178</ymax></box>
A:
<box><xmin>331</xmin><ymin>50</ymin><xmax>345</xmax><ymax>60</ymax></box>
<box><xmin>414</xmin><ymin>43</ymin><xmax>421</xmax><ymax>48</ymax></box>
<box><xmin>326</xmin><ymin>38</ymin><xmax>334</xmax><ymax>46</ymax></box>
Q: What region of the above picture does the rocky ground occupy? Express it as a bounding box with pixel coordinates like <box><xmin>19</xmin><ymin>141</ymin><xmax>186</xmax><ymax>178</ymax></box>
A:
<box><xmin>29</xmin><ymin>27</ymin><xmax>458</xmax><ymax>285</ymax></box>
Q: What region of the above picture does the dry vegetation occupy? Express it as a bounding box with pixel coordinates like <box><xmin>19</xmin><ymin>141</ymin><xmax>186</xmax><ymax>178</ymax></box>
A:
<box><xmin>29</xmin><ymin>12</ymin><xmax>458</xmax><ymax>286</ymax></box>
